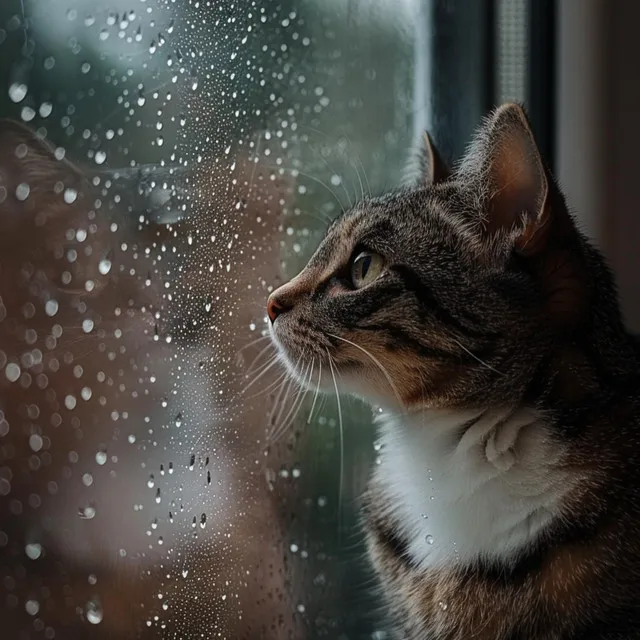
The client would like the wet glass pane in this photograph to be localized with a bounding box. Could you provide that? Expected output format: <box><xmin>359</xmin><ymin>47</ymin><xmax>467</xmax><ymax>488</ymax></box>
<box><xmin>0</xmin><ymin>1</ymin><xmax>533</xmax><ymax>638</ymax></box>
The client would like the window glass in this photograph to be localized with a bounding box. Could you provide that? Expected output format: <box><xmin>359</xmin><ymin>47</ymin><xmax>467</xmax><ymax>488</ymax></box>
<box><xmin>0</xmin><ymin>1</ymin><xmax>537</xmax><ymax>637</ymax></box>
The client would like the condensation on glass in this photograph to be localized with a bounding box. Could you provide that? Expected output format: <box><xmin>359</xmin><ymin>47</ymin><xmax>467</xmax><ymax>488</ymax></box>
<box><xmin>0</xmin><ymin>0</ymin><xmax>416</xmax><ymax>637</ymax></box>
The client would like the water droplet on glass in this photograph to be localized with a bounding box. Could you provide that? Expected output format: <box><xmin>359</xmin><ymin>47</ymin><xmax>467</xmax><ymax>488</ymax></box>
<box><xmin>63</xmin><ymin>188</ymin><xmax>78</xmax><ymax>204</ymax></box>
<box><xmin>5</xmin><ymin>363</ymin><xmax>20</xmax><ymax>382</ymax></box>
<box><xmin>21</xmin><ymin>106</ymin><xmax>36</xmax><ymax>122</ymax></box>
<box><xmin>29</xmin><ymin>434</ymin><xmax>43</xmax><ymax>452</ymax></box>
<box><xmin>15</xmin><ymin>183</ymin><xmax>30</xmax><ymax>201</ymax></box>
<box><xmin>39</xmin><ymin>102</ymin><xmax>52</xmax><ymax>118</ymax></box>
<box><xmin>438</xmin><ymin>601</ymin><xmax>448</xmax><ymax>611</ymax></box>
<box><xmin>426</xmin><ymin>535</ymin><xmax>434</xmax><ymax>545</ymax></box>
<box><xmin>25</xmin><ymin>543</ymin><xmax>42</xmax><ymax>560</ymax></box>
<box><xmin>44</xmin><ymin>300</ymin><xmax>58</xmax><ymax>316</ymax></box>
<box><xmin>95</xmin><ymin>450</ymin><xmax>107</xmax><ymax>465</ymax></box>
<box><xmin>82</xmin><ymin>473</ymin><xmax>93</xmax><ymax>487</ymax></box>
<box><xmin>8</xmin><ymin>83</ymin><xmax>27</xmax><ymax>103</ymax></box>
<box><xmin>98</xmin><ymin>258</ymin><xmax>112</xmax><ymax>275</ymax></box>
<box><xmin>25</xmin><ymin>599</ymin><xmax>40</xmax><ymax>615</ymax></box>
<box><xmin>78</xmin><ymin>505</ymin><xmax>96</xmax><ymax>519</ymax></box>
<box><xmin>86</xmin><ymin>599</ymin><xmax>103</xmax><ymax>624</ymax></box>
<box><xmin>175</xmin><ymin>413</ymin><xmax>182</xmax><ymax>427</ymax></box>
<box><xmin>94</xmin><ymin>150</ymin><xmax>106</xmax><ymax>165</ymax></box>
<box><xmin>200</xmin><ymin>513</ymin><xmax>206</xmax><ymax>528</ymax></box>
<box><xmin>147</xmin><ymin>475</ymin><xmax>155</xmax><ymax>488</ymax></box>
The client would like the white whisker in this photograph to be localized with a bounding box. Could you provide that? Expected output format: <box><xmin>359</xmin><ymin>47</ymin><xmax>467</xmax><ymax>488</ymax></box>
<box><xmin>326</xmin><ymin>350</ymin><xmax>344</xmax><ymax>532</ymax></box>
<box><xmin>270</xmin><ymin>357</ymin><xmax>300</xmax><ymax>433</ymax></box>
<box><xmin>451</xmin><ymin>338</ymin><xmax>505</xmax><ymax>376</ymax></box>
<box><xmin>307</xmin><ymin>359</ymin><xmax>322</xmax><ymax>424</ymax></box>
<box><xmin>270</xmin><ymin>360</ymin><xmax>313</xmax><ymax>443</ymax></box>
<box><xmin>240</xmin><ymin>356</ymin><xmax>280</xmax><ymax>395</ymax></box>
<box><xmin>244</xmin><ymin>342</ymin><xmax>276</xmax><ymax>377</ymax></box>
<box><xmin>327</xmin><ymin>333</ymin><xmax>405</xmax><ymax>409</ymax></box>
<box><xmin>236</xmin><ymin>334</ymin><xmax>270</xmax><ymax>354</ymax></box>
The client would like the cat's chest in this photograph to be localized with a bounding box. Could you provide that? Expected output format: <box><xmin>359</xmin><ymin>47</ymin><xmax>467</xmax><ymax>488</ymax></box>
<box><xmin>368</xmin><ymin>408</ymin><xmax>575</xmax><ymax>569</ymax></box>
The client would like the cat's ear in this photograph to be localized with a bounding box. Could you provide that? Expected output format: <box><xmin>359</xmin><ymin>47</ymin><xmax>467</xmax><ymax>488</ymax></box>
<box><xmin>418</xmin><ymin>131</ymin><xmax>451</xmax><ymax>186</ymax></box>
<box><xmin>462</xmin><ymin>103</ymin><xmax>553</xmax><ymax>256</ymax></box>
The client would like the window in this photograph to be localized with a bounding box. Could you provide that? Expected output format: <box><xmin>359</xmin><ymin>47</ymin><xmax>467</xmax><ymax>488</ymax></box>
<box><xmin>0</xmin><ymin>1</ymin><xmax>551</xmax><ymax>637</ymax></box>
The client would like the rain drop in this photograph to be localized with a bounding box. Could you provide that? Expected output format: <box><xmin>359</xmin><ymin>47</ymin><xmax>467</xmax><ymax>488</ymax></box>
<box><xmin>20</xmin><ymin>106</ymin><xmax>36</xmax><ymax>122</ymax></box>
<box><xmin>15</xmin><ymin>183</ymin><xmax>30</xmax><ymax>201</ymax></box>
<box><xmin>98</xmin><ymin>259</ymin><xmax>112</xmax><ymax>275</ymax></box>
<box><xmin>63</xmin><ymin>188</ymin><xmax>78</xmax><ymax>204</ymax></box>
<box><xmin>85</xmin><ymin>599</ymin><xmax>103</xmax><ymax>624</ymax></box>
<box><xmin>25</xmin><ymin>543</ymin><xmax>42</xmax><ymax>560</ymax></box>
<box><xmin>5</xmin><ymin>363</ymin><xmax>20</xmax><ymax>382</ymax></box>
<box><xmin>39</xmin><ymin>102</ymin><xmax>53</xmax><ymax>118</ymax></box>
<box><xmin>78</xmin><ymin>505</ymin><xmax>96</xmax><ymax>519</ymax></box>
<box><xmin>25</xmin><ymin>599</ymin><xmax>40</xmax><ymax>615</ymax></box>
<box><xmin>29</xmin><ymin>434</ymin><xmax>43</xmax><ymax>452</ymax></box>
<box><xmin>8</xmin><ymin>83</ymin><xmax>27</xmax><ymax>103</ymax></box>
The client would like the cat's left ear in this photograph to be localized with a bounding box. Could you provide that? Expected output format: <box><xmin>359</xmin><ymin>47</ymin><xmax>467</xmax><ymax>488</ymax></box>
<box><xmin>462</xmin><ymin>103</ymin><xmax>557</xmax><ymax>257</ymax></box>
<box><xmin>418</xmin><ymin>131</ymin><xmax>451</xmax><ymax>186</ymax></box>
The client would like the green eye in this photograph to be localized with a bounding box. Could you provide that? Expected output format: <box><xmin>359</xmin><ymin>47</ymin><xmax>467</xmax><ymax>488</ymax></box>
<box><xmin>350</xmin><ymin>251</ymin><xmax>384</xmax><ymax>289</ymax></box>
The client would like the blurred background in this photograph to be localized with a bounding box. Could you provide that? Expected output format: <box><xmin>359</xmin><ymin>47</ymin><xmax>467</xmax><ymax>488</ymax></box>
<box><xmin>0</xmin><ymin>0</ymin><xmax>637</xmax><ymax>638</ymax></box>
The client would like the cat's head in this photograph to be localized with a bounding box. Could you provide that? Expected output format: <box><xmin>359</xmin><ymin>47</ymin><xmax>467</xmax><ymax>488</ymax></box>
<box><xmin>267</xmin><ymin>104</ymin><xmax>620</xmax><ymax>411</ymax></box>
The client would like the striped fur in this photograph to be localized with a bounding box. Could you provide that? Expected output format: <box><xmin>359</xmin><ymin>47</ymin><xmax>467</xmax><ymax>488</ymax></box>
<box><xmin>269</xmin><ymin>104</ymin><xmax>640</xmax><ymax>638</ymax></box>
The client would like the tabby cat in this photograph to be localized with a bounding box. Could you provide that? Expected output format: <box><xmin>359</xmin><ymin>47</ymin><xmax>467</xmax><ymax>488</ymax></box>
<box><xmin>267</xmin><ymin>103</ymin><xmax>640</xmax><ymax>639</ymax></box>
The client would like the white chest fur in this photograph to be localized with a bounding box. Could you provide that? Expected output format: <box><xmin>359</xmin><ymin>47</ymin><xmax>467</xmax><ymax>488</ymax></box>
<box><xmin>371</xmin><ymin>407</ymin><xmax>578</xmax><ymax>570</ymax></box>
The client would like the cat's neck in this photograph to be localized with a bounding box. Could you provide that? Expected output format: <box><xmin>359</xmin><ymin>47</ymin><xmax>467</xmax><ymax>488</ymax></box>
<box><xmin>370</xmin><ymin>406</ymin><xmax>581</xmax><ymax>570</ymax></box>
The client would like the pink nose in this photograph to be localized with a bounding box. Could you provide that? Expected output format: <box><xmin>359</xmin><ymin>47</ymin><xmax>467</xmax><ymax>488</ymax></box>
<box><xmin>267</xmin><ymin>294</ymin><xmax>288</xmax><ymax>323</ymax></box>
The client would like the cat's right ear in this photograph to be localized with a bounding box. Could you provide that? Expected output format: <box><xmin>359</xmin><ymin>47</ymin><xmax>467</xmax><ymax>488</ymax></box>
<box><xmin>418</xmin><ymin>131</ymin><xmax>451</xmax><ymax>186</ymax></box>
<box><xmin>458</xmin><ymin>104</ymin><xmax>562</xmax><ymax>257</ymax></box>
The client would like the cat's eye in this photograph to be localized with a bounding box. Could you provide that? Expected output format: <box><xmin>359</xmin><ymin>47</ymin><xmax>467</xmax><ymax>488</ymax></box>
<box><xmin>350</xmin><ymin>251</ymin><xmax>384</xmax><ymax>288</ymax></box>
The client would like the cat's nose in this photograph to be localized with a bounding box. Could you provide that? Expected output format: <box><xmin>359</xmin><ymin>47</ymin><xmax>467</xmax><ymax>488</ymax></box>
<box><xmin>267</xmin><ymin>293</ymin><xmax>290</xmax><ymax>323</ymax></box>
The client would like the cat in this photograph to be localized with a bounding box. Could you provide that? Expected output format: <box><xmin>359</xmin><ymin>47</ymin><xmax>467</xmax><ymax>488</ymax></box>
<box><xmin>267</xmin><ymin>103</ymin><xmax>640</xmax><ymax>639</ymax></box>
<box><xmin>0</xmin><ymin>119</ymin><xmax>304</xmax><ymax>639</ymax></box>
